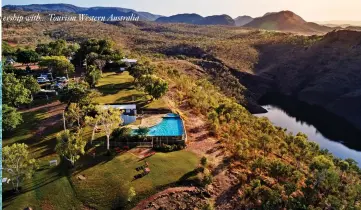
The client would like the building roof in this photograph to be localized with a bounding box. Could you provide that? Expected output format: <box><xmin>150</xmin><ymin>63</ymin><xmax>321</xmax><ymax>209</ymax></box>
<box><xmin>106</xmin><ymin>104</ymin><xmax>137</xmax><ymax>110</ymax></box>
<box><xmin>121</xmin><ymin>58</ymin><xmax>138</xmax><ymax>63</ymax></box>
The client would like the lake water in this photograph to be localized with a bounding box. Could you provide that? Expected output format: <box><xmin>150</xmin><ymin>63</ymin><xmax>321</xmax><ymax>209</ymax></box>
<box><xmin>256</xmin><ymin>93</ymin><xmax>361</xmax><ymax>166</ymax></box>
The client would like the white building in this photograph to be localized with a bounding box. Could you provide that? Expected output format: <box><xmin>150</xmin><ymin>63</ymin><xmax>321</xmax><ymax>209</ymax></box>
<box><xmin>105</xmin><ymin>104</ymin><xmax>137</xmax><ymax>125</ymax></box>
<box><xmin>121</xmin><ymin>58</ymin><xmax>138</xmax><ymax>66</ymax></box>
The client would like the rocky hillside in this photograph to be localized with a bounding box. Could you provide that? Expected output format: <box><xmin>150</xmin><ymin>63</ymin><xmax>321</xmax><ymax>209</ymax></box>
<box><xmin>234</xmin><ymin>15</ymin><xmax>253</xmax><ymax>26</ymax></box>
<box><xmin>156</xmin><ymin>14</ymin><xmax>204</xmax><ymax>24</ymax></box>
<box><xmin>198</xmin><ymin>15</ymin><xmax>235</xmax><ymax>26</ymax></box>
<box><xmin>245</xmin><ymin>10</ymin><xmax>332</xmax><ymax>34</ymax></box>
<box><xmin>244</xmin><ymin>30</ymin><xmax>361</xmax><ymax>130</ymax></box>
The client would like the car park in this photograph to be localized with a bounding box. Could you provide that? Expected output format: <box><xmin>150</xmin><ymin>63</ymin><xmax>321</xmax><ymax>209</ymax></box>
<box><xmin>56</xmin><ymin>77</ymin><xmax>68</xmax><ymax>83</ymax></box>
<box><xmin>37</xmin><ymin>77</ymin><xmax>50</xmax><ymax>84</ymax></box>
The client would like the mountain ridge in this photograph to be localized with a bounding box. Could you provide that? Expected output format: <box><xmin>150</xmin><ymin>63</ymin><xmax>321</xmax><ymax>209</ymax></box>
<box><xmin>156</xmin><ymin>13</ymin><xmax>235</xmax><ymax>26</ymax></box>
<box><xmin>234</xmin><ymin>15</ymin><xmax>253</xmax><ymax>26</ymax></box>
<box><xmin>245</xmin><ymin>10</ymin><xmax>333</xmax><ymax>34</ymax></box>
<box><xmin>2</xmin><ymin>3</ymin><xmax>163</xmax><ymax>21</ymax></box>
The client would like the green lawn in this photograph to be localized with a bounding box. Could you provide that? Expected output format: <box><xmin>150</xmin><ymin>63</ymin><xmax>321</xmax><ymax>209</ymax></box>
<box><xmin>3</xmin><ymin>157</ymin><xmax>84</xmax><ymax>210</ymax></box>
<box><xmin>3</xmin><ymin>71</ymin><xmax>189</xmax><ymax>210</ymax></box>
<box><xmin>71</xmin><ymin>150</ymin><xmax>199</xmax><ymax>209</ymax></box>
<box><xmin>95</xmin><ymin>71</ymin><xmax>168</xmax><ymax>110</ymax></box>
<box><xmin>2</xmin><ymin>103</ymin><xmax>84</xmax><ymax>210</ymax></box>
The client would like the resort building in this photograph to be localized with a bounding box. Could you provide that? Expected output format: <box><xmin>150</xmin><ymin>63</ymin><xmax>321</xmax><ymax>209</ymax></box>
<box><xmin>106</xmin><ymin>104</ymin><xmax>137</xmax><ymax>125</ymax></box>
<box><xmin>121</xmin><ymin>58</ymin><xmax>138</xmax><ymax>66</ymax></box>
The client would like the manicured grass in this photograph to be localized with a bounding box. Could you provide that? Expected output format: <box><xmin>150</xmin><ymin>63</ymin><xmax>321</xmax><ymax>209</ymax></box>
<box><xmin>95</xmin><ymin>71</ymin><xmax>146</xmax><ymax>104</ymax></box>
<box><xmin>3</xmin><ymin>158</ymin><xmax>84</xmax><ymax>210</ymax></box>
<box><xmin>71</xmin><ymin>150</ymin><xmax>199</xmax><ymax>209</ymax></box>
<box><xmin>2</xmin><ymin>110</ymin><xmax>45</xmax><ymax>146</ymax></box>
<box><xmin>95</xmin><ymin>71</ymin><xmax>169</xmax><ymax>110</ymax></box>
<box><xmin>3</xmin><ymin>103</ymin><xmax>84</xmax><ymax>210</ymax></box>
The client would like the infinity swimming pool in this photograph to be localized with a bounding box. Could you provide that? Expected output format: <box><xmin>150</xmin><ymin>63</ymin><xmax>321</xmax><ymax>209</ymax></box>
<box><xmin>133</xmin><ymin>113</ymin><xmax>184</xmax><ymax>136</ymax></box>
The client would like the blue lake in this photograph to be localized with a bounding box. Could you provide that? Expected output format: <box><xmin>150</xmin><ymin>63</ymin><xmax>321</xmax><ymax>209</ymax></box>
<box><xmin>256</xmin><ymin>93</ymin><xmax>361</xmax><ymax>166</ymax></box>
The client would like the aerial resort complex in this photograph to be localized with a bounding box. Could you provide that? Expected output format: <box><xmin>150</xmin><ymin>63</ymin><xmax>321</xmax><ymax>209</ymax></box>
<box><xmin>104</xmin><ymin>104</ymin><xmax>187</xmax><ymax>148</ymax></box>
<box><xmin>3</xmin><ymin>2</ymin><xmax>361</xmax><ymax>210</ymax></box>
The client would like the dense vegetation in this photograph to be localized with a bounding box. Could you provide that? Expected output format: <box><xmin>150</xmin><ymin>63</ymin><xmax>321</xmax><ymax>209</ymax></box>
<box><xmin>154</xmin><ymin>62</ymin><xmax>361</xmax><ymax>209</ymax></box>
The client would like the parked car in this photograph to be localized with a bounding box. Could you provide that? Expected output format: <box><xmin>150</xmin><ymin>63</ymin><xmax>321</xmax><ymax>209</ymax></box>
<box><xmin>56</xmin><ymin>77</ymin><xmax>68</xmax><ymax>83</ymax></box>
<box><xmin>53</xmin><ymin>82</ymin><xmax>67</xmax><ymax>90</ymax></box>
<box><xmin>40</xmin><ymin>73</ymin><xmax>53</xmax><ymax>81</ymax></box>
<box><xmin>37</xmin><ymin>77</ymin><xmax>50</xmax><ymax>84</ymax></box>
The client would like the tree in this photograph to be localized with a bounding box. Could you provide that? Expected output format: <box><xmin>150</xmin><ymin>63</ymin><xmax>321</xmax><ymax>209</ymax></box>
<box><xmin>251</xmin><ymin>157</ymin><xmax>269</xmax><ymax>174</ymax></box>
<box><xmin>16</xmin><ymin>50</ymin><xmax>40</xmax><ymax>64</ymax></box>
<box><xmin>201</xmin><ymin>168</ymin><xmax>213</xmax><ymax>187</ymax></box>
<box><xmin>36</xmin><ymin>39</ymin><xmax>75</xmax><ymax>56</ymax></box>
<box><xmin>269</xmin><ymin>160</ymin><xmax>292</xmax><ymax>182</ymax></box>
<box><xmin>60</xmin><ymin>81</ymin><xmax>100</xmax><ymax>106</ymax></box>
<box><xmin>127</xmin><ymin>187</ymin><xmax>136</xmax><ymax>202</ymax></box>
<box><xmin>278</xmin><ymin>141</ymin><xmax>288</xmax><ymax>158</ymax></box>
<box><xmin>310</xmin><ymin>155</ymin><xmax>335</xmax><ymax>171</ymax></box>
<box><xmin>202</xmin><ymin>201</ymin><xmax>215</xmax><ymax>210</ymax></box>
<box><xmin>3</xmin><ymin>72</ymin><xmax>32</xmax><ymax>106</ymax></box>
<box><xmin>235</xmin><ymin>139</ymin><xmax>250</xmax><ymax>160</ymax></box>
<box><xmin>137</xmin><ymin>75</ymin><xmax>168</xmax><ymax>100</ymax></box>
<box><xmin>35</xmin><ymin>43</ymin><xmax>51</xmax><ymax>56</ymax></box>
<box><xmin>258</xmin><ymin>134</ymin><xmax>272</xmax><ymax>158</ymax></box>
<box><xmin>65</xmin><ymin>103</ymin><xmax>85</xmax><ymax>128</ymax></box>
<box><xmin>3</xmin><ymin>105</ymin><xmax>23</xmax><ymax>132</ymax></box>
<box><xmin>338</xmin><ymin>160</ymin><xmax>349</xmax><ymax>176</ymax></box>
<box><xmin>112</xmin><ymin>127</ymin><xmax>132</xmax><ymax>141</ymax></box>
<box><xmin>3</xmin><ymin>143</ymin><xmax>37</xmax><ymax>192</ymax></box>
<box><xmin>87</xmin><ymin>106</ymin><xmax>122</xmax><ymax>150</ymax></box>
<box><xmin>85</xmin><ymin>65</ymin><xmax>102</xmax><ymax>87</ymax></box>
<box><xmin>73</xmin><ymin>39</ymin><xmax>119</xmax><ymax>67</ymax></box>
<box><xmin>55</xmin><ymin>129</ymin><xmax>87</xmax><ymax>167</ymax></box>
<box><xmin>48</xmin><ymin>39</ymin><xmax>67</xmax><ymax>56</ymax></box>
<box><xmin>136</xmin><ymin>127</ymin><xmax>150</xmax><ymax>137</ymax></box>
<box><xmin>20</xmin><ymin>76</ymin><xmax>41</xmax><ymax>100</ymax></box>
<box><xmin>39</xmin><ymin>56</ymin><xmax>75</xmax><ymax>77</ymax></box>
<box><xmin>64</xmin><ymin>43</ymin><xmax>80</xmax><ymax>57</ymax></box>
<box><xmin>201</xmin><ymin>156</ymin><xmax>208</xmax><ymax>167</ymax></box>
<box><xmin>3</xmin><ymin>41</ymin><xmax>16</xmax><ymax>56</ymax></box>
<box><xmin>130</xmin><ymin>61</ymin><xmax>154</xmax><ymax>82</ymax></box>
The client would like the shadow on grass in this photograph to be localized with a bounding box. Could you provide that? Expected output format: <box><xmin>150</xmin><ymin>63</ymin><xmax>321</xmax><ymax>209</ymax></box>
<box><xmin>114</xmin><ymin>94</ymin><xmax>147</xmax><ymax>104</ymax></box>
<box><xmin>71</xmin><ymin>146</ymin><xmax>118</xmax><ymax>176</ymax></box>
<box><xmin>3</xmin><ymin>162</ymin><xmax>66</xmax><ymax>206</ymax></box>
<box><xmin>97</xmin><ymin>82</ymin><xmax>135</xmax><ymax>96</ymax></box>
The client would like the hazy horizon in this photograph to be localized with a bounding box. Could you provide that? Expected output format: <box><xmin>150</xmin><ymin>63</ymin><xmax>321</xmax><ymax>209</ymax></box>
<box><xmin>3</xmin><ymin>0</ymin><xmax>361</xmax><ymax>22</ymax></box>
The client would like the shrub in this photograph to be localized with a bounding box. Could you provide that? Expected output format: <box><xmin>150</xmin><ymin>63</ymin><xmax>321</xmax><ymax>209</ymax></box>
<box><xmin>153</xmin><ymin>144</ymin><xmax>184</xmax><ymax>152</ymax></box>
<box><xmin>201</xmin><ymin>156</ymin><xmax>208</xmax><ymax>167</ymax></box>
<box><xmin>112</xmin><ymin>127</ymin><xmax>132</xmax><ymax>141</ymax></box>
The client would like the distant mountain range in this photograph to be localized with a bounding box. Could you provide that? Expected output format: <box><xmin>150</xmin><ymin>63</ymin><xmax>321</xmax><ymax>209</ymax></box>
<box><xmin>156</xmin><ymin>14</ymin><xmax>235</xmax><ymax>26</ymax></box>
<box><xmin>234</xmin><ymin>16</ymin><xmax>254</xmax><ymax>26</ymax></box>
<box><xmin>316</xmin><ymin>20</ymin><xmax>361</xmax><ymax>27</ymax></box>
<box><xmin>4</xmin><ymin>4</ymin><xmax>361</xmax><ymax>34</ymax></box>
<box><xmin>244</xmin><ymin>11</ymin><xmax>333</xmax><ymax>34</ymax></box>
<box><xmin>2</xmin><ymin>3</ymin><xmax>163</xmax><ymax>21</ymax></box>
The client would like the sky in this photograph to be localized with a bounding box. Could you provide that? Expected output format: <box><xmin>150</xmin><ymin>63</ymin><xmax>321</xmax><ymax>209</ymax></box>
<box><xmin>3</xmin><ymin>0</ymin><xmax>361</xmax><ymax>22</ymax></box>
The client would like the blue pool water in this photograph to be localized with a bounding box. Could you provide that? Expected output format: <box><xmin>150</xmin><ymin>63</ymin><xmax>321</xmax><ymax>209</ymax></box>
<box><xmin>133</xmin><ymin>114</ymin><xmax>184</xmax><ymax>136</ymax></box>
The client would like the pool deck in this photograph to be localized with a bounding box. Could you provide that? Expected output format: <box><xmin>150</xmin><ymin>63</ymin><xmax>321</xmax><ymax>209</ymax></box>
<box><xmin>126</xmin><ymin>114</ymin><xmax>165</xmax><ymax>129</ymax></box>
